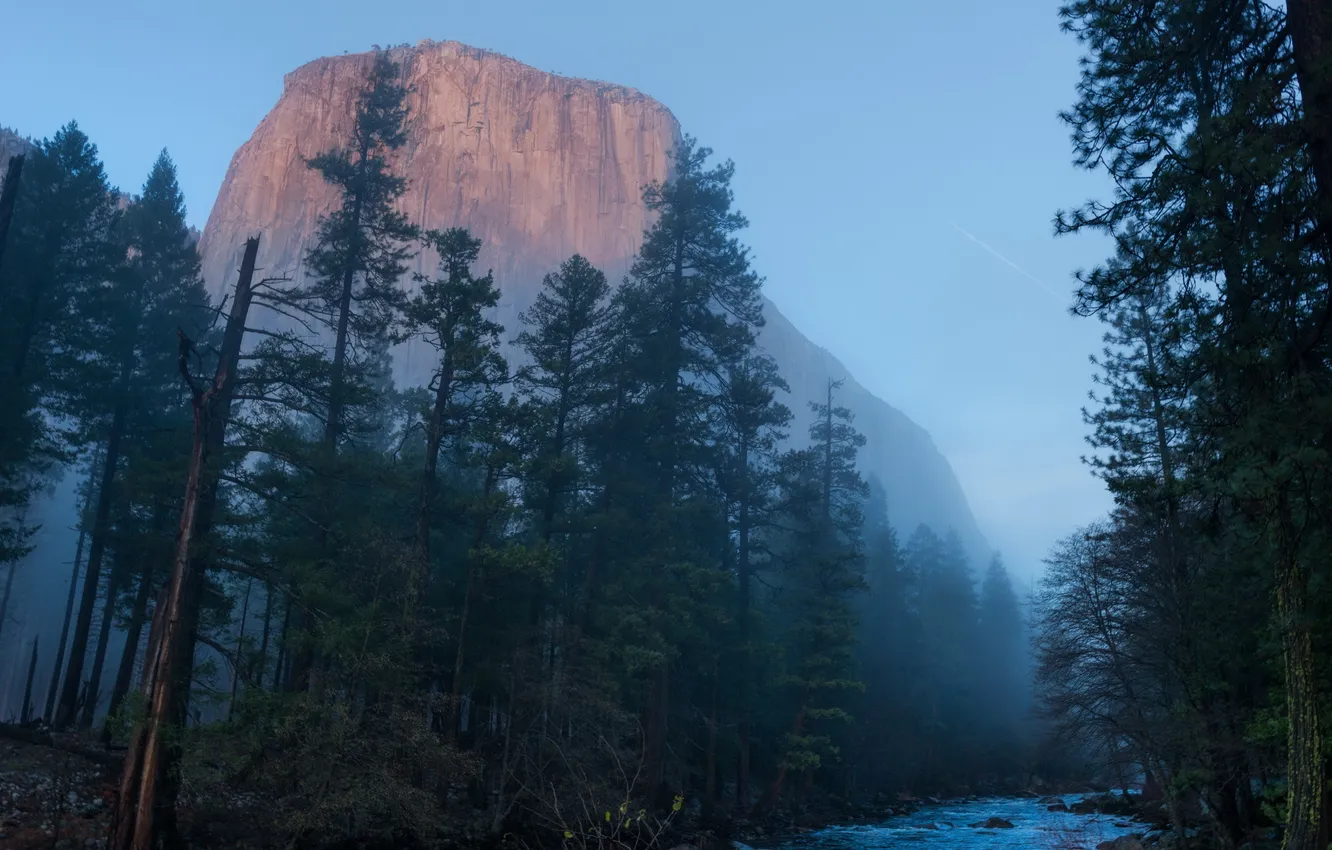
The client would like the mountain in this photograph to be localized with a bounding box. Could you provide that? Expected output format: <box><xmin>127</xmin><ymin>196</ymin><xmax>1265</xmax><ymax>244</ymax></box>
<box><xmin>197</xmin><ymin>40</ymin><xmax>991</xmax><ymax>564</ymax></box>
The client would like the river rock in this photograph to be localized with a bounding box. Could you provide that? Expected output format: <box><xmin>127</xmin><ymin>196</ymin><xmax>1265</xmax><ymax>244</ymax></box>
<box><xmin>971</xmin><ymin>817</ymin><xmax>1015</xmax><ymax>829</ymax></box>
<box><xmin>1096</xmin><ymin>837</ymin><xmax>1144</xmax><ymax>850</ymax></box>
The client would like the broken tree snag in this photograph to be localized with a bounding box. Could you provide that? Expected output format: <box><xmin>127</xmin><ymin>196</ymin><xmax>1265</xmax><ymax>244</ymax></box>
<box><xmin>110</xmin><ymin>236</ymin><xmax>260</xmax><ymax>850</ymax></box>
<box><xmin>0</xmin><ymin>153</ymin><xmax>24</xmax><ymax>276</ymax></box>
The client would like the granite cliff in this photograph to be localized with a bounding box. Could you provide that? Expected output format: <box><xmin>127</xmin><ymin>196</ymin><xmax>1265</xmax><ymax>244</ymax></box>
<box><xmin>0</xmin><ymin>127</ymin><xmax>33</xmax><ymax>172</ymax></box>
<box><xmin>197</xmin><ymin>40</ymin><xmax>991</xmax><ymax>562</ymax></box>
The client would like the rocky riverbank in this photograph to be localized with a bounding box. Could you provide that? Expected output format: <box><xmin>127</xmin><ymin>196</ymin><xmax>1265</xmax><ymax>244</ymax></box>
<box><xmin>0</xmin><ymin>735</ymin><xmax>1281</xmax><ymax>850</ymax></box>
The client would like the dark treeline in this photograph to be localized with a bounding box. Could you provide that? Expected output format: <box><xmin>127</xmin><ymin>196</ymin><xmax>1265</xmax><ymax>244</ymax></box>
<box><xmin>0</xmin><ymin>53</ymin><xmax>1030</xmax><ymax>848</ymax></box>
<box><xmin>1032</xmin><ymin>2</ymin><xmax>1332</xmax><ymax>850</ymax></box>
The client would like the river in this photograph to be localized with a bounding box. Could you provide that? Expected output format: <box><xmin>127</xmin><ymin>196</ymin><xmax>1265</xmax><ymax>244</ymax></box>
<box><xmin>769</xmin><ymin>795</ymin><xmax>1141</xmax><ymax>849</ymax></box>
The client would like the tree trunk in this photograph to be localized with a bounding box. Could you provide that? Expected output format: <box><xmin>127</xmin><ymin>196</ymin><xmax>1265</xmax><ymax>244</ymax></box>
<box><xmin>414</xmin><ymin>350</ymin><xmax>454</xmax><ymax>587</ymax></box>
<box><xmin>275</xmin><ymin>594</ymin><xmax>291</xmax><ymax>691</ymax></box>
<box><xmin>448</xmin><ymin>468</ymin><xmax>499</xmax><ymax>736</ymax></box>
<box><xmin>490</xmin><ymin>668</ymin><xmax>517</xmax><ymax>836</ymax></box>
<box><xmin>449</xmin><ymin>568</ymin><xmax>478</xmax><ymax>737</ymax></box>
<box><xmin>256</xmin><ymin>582</ymin><xmax>273</xmax><ymax>689</ymax></box>
<box><xmin>0</xmin><ymin>154</ymin><xmax>23</xmax><ymax>278</ymax></box>
<box><xmin>752</xmin><ymin>698</ymin><xmax>807</xmax><ymax>818</ymax></box>
<box><xmin>110</xmin><ymin>236</ymin><xmax>257</xmax><ymax>850</ymax></box>
<box><xmin>736</xmin><ymin>437</ymin><xmax>752</xmax><ymax>810</ymax></box>
<box><xmin>0</xmin><ymin>558</ymin><xmax>16</xmax><ymax>647</ymax></box>
<box><xmin>643</xmin><ymin>666</ymin><xmax>670</xmax><ymax>799</ymax></box>
<box><xmin>105</xmin><ymin>561</ymin><xmax>153</xmax><ymax>734</ymax></box>
<box><xmin>56</xmin><ymin>392</ymin><xmax>129</xmax><ymax>729</ymax></box>
<box><xmin>46</xmin><ymin>452</ymin><xmax>99</xmax><ymax>723</ymax></box>
<box><xmin>81</xmin><ymin>555</ymin><xmax>127</xmax><ymax>729</ymax></box>
<box><xmin>20</xmin><ymin>637</ymin><xmax>37</xmax><ymax>724</ymax></box>
<box><xmin>288</xmin><ymin>185</ymin><xmax>366</xmax><ymax>696</ymax></box>
<box><xmin>227</xmin><ymin>580</ymin><xmax>252</xmax><ymax>718</ymax></box>
<box><xmin>705</xmin><ymin>675</ymin><xmax>719</xmax><ymax>804</ymax></box>
<box><xmin>822</xmin><ymin>380</ymin><xmax>834</xmax><ymax>521</ymax></box>
<box><xmin>1288</xmin><ymin>0</ymin><xmax>1332</xmax><ymax>237</ymax></box>
<box><xmin>322</xmin><ymin>186</ymin><xmax>364</xmax><ymax>453</ymax></box>
<box><xmin>1277</xmin><ymin>533</ymin><xmax>1323</xmax><ymax>850</ymax></box>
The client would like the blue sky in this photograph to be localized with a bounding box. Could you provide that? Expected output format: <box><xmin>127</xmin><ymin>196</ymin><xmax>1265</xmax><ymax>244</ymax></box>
<box><xmin>0</xmin><ymin>0</ymin><xmax>1115</xmax><ymax>583</ymax></box>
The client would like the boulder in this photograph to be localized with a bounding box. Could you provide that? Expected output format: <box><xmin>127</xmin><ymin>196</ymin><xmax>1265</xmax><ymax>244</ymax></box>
<box><xmin>1047</xmin><ymin>801</ymin><xmax>1070</xmax><ymax>812</ymax></box>
<box><xmin>971</xmin><ymin>817</ymin><xmax>1015</xmax><ymax>829</ymax></box>
<box><xmin>1096</xmin><ymin>837</ymin><xmax>1145</xmax><ymax>850</ymax></box>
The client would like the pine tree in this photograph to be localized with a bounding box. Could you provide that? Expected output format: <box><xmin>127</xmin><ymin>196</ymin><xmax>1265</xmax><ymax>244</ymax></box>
<box><xmin>0</xmin><ymin>122</ymin><xmax>119</xmax><ymax>568</ymax></box>
<box><xmin>908</xmin><ymin>524</ymin><xmax>980</xmax><ymax>788</ymax></box>
<box><xmin>283</xmin><ymin>49</ymin><xmax>418</xmax><ymax>692</ymax></box>
<box><xmin>600</xmin><ymin>136</ymin><xmax>765</xmax><ymax>795</ymax></box>
<box><xmin>300</xmin><ymin>49</ymin><xmax>419</xmax><ymax>454</ymax></box>
<box><xmin>852</xmin><ymin>478</ymin><xmax>920</xmax><ymax>792</ymax></box>
<box><xmin>53</xmin><ymin>148</ymin><xmax>209</xmax><ymax>729</ymax></box>
<box><xmin>755</xmin><ymin>379</ymin><xmax>867</xmax><ymax>814</ymax></box>
<box><xmin>515</xmin><ymin>254</ymin><xmax>611</xmax><ymax>546</ymax></box>
<box><xmin>401</xmin><ymin>226</ymin><xmax>505</xmax><ymax>574</ymax></box>
<box><xmin>976</xmin><ymin>554</ymin><xmax>1026</xmax><ymax>778</ymax></box>
<box><xmin>1055</xmin><ymin>2</ymin><xmax>1332</xmax><ymax>843</ymax></box>
<box><xmin>715</xmin><ymin>353</ymin><xmax>790</xmax><ymax>807</ymax></box>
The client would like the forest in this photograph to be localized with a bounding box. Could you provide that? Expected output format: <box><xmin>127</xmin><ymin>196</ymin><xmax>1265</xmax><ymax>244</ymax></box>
<box><xmin>1027</xmin><ymin>2</ymin><xmax>1332</xmax><ymax>850</ymax></box>
<box><xmin>0</xmin><ymin>49</ymin><xmax>1030</xmax><ymax>850</ymax></box>
<box><xmin>4</xmin><ymin>1</ymin><xmax>1332</xmax><ymax>849</ymax></box>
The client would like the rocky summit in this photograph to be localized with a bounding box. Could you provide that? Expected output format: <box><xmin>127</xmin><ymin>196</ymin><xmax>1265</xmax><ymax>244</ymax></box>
<box><xmin>197</xmin><ymin>39</ymin><xmax>989</xmax><ymax>558</ymax></box>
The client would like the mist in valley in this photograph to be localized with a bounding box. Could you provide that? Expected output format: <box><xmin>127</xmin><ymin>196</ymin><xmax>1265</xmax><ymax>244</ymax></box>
<box><xmin>1</xmin><ymin>3</ymin><xmax>1331</xmax><ymax>850</ymax></box>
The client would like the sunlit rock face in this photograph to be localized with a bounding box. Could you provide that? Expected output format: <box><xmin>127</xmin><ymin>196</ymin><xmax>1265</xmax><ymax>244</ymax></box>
<box><xmin>197</xmin><ymin>40</ymin><xmax>991</xmax><ymax>564</ymax></box>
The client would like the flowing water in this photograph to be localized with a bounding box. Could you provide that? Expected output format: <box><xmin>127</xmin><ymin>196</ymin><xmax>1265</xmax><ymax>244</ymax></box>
<box><xmin>769</xmin><ymin>795</ymin><xmax>1141</xmax><ymax>850</ymax></box>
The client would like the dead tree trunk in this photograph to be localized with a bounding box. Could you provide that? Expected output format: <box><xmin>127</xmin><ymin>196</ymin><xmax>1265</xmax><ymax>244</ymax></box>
<box><xmin>110</xmin><ymin>237</ymin><xmax>259</xmax><ymax>850</ymax></box>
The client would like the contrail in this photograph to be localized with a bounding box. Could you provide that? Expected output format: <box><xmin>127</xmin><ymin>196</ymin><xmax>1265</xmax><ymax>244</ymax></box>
<box><xmin>948</xmin><ymin>220</ymin><xmax>1066</xmax><ymax>305</ymax></box>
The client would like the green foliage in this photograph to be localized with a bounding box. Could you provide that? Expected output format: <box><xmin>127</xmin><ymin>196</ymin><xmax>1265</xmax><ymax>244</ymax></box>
<box><xmin>1038</xmin><ymin>1</ymin><xmax>1332</xmax><ymax>844</ymax></box>
<box><xmin>301</xmin><ymin>50</ymin><xmax>419</xmax><ymax>349</ymax></box>
<box><xmin>0</xmin><ymin>121</ymin><xmax>121</xmax><ymax>562</ymax></box>
<box><xmin>7</xmin><ymin>57</ymin><xmax>1055</xmax><ymax>847</ymax></box>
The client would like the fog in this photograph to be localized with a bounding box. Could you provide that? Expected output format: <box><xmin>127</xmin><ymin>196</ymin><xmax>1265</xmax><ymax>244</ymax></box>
<box><xmin>2</xmin><ymin>0</ymin><xmax>1115</xmax><ymax>585</ymax></box>
<box><xmin>7</xmin><ymin>2</ymin><xmax>1316</xmax><ymax>849</ymax></box>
